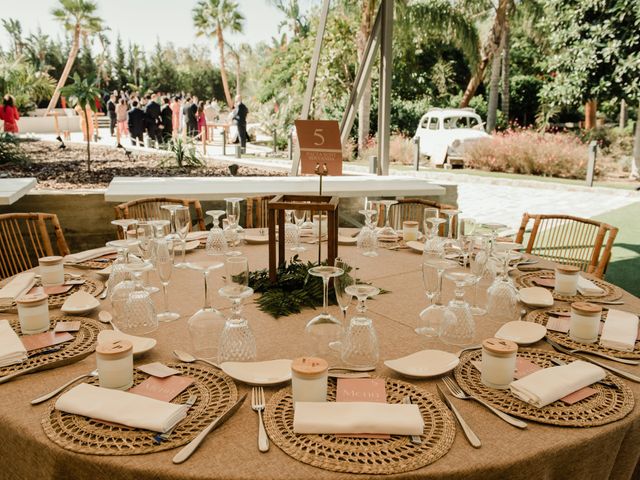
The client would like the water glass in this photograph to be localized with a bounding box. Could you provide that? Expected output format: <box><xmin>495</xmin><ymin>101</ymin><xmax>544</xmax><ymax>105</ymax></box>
<box><xmin>341</xmin><ymin>284</ymin><xmax>380</xmax><ymax>368</ymax></box>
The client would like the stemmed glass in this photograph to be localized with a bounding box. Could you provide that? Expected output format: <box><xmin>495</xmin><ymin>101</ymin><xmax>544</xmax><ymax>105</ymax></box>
<box><xmin>341</xmin><ymin>284</ymin><xmax>380</xmax><ymax>368</ymax></box>
<box><xmin>424</xmin><ymin>216</ymin><xmax>447</xmax><ymax>254</ymax></box>
<box><xmin>440</xmin><ymin>271</ymin><xmax>476</xmax><ymax>346</ymax></box>
<box><xmin>378</xmin><ymin>200</ymin><xmax>398</xmax><ymax>238</ymax></box>
<box><xmin>416</xmin><ymin>255</ymin><xmax>457</xmax><ymax>337</ymax></box>
<box><xmin>481</xmin><ymin>222</ymin><xmax>508</xmax><ymax>255</ymax></box>
<box><xmin>135</xmin><ymin>222</ymin><xmax>159</xmax><ymax>294</ymax></box>
<box><xmin>111</xmin><ymin>219</ymin><xmax>138</xmax><ymax>240</ymax></box>
<box><xmin>441</xmin><ymin>209</ymin><xmax>460</xmax><ymax>241</ymax></box>
<box><xmin>356</xmin><ymin>209</ymin><xmax>378</xmax><ymax>257</ymax></box>
<box><xmin>291</xmin><ymin>209</ymin><xmax>307</xmax><ymax>253</ymax></box>
<box><xmin>305</xmin><ymin>265</ymin><xmax>345</xmax><ymax>360</ymax></box>
<box><xmin>123</xmin><ymin>260</ymin><xmax>158</xmax><ymax>335</ymax></box>
<box><xmin>422</xmin><ymin>207</ymin><xmax>439</xmax><ymax>237</ymax></box>
<box><xmin>186</xmin><ymin>261</ymin><xmax>224</xmax><ymax>360</ymax></box>
<box><xmin>105</xmin><ymin>239</ymin><xmax>138</xmax><ymax>299</ymax></box>
<box><xmin>334</xmin><ymin>257</ymin><xmax>354</xmax><ymax>322</ymax></box>
<box><xmin>468</xmin><ymin>235</ymin><xmax>490</xmax><ymax>315</ymax></box>
<box><xmin>148</xmin><ymin>219</ymin><xmax>170</xmax><ymax>241</ymax></box>
<box><xmin>486</xmin><ymin>249</ymin><xmax>521</xmax><ymax>325</ymax></box>
<box><xmin>155</xmin><ymin>236</ymin><xmax>180</xmax><ymax>322</ymax></box>
<box><xmin>218</xmin><ymin>256</ymin><xmax>256</xmax><ymax>362</ymax></box>
<box><xmin>224</xmin><ymin>197</ymin><xmax>244</xmax><ymax>256</ymax></box>
<box><xmin>160</xmin><ymin>204</ymin><xmax>183</xmax><ymax>235</ymax></box>
<box><xmin>205</xmin><ymin>210</ymin><xmax>228</xmax><ymax>256</ymax></box>
<box><xmin>173</xmin><ymin>206</ymin><xmax>191</xmax><ymax>267</ymax></box>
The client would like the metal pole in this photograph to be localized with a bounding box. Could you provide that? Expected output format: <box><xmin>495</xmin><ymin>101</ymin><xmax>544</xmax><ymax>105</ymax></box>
<box><xmin>222</xmin><ymin>130</ymin><xmax>226</xmax><ymax>155</ymax></box>
<box><xmin>273</xmin><ymin>130</ymin><xmax>277</xmax><ymax>153</ymax></box>
<box><xmin>377</xmin><ymin>0</ymin><xmax>393</xmax><ymax>176</ymax></box>
<box><xmin>236</xmin><ymin>145</ymin><xmax>242</xmax><ymax>159</ymax></box>
<box><xmin>369</xmin><ymin>155</ymin><xmax>378</xmax><ymax>174</ymax></box>
<box><xmin>287</xmin><ymin>131</ymin><xmax>293</xmax><ymax>160</ymax></box>
<box><xmin>413</xmin><ymin>137</ymin><xmax>420</xmax><ymax>171</ymax></box>
<box><xmin>290</xmin><ymin>0</ymin><xmax>332</xmax><ymax>176</ymax></box>
<box><xmin>586</xmin><ymin>141</ymin><xmax>597</xmax><ymax>187</ymax></box>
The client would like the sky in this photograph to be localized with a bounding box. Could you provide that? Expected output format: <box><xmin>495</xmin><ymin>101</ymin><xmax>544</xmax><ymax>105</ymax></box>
<box><xmin>1</xmin><ymin>0</ymin><xmax>317</xmax><ymax>55</ymax></box>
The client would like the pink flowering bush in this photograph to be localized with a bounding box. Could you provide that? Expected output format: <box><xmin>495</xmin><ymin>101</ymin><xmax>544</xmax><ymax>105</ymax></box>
<box><xmin>464</xmin><ymin>129</ymin><xmax>593</xmax><ymax>179</ymax></box>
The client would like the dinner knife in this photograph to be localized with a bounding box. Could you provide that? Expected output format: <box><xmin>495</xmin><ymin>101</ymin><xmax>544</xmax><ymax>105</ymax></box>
<box><xmin>172</xmin><ymin>393</ymin><xmax>247</xmax><ymax>464</ymax></box>
<box><xmin>436</xmin><ymin>385</ymin><xmax>481</xmax><ymax>448</ymax></box>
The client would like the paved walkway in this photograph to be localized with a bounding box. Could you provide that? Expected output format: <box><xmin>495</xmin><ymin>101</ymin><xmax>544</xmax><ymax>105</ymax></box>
<box><xmin>35</xmin><ymin>129</ymin><xmax>640</xmax><ymax>231</ymax></box>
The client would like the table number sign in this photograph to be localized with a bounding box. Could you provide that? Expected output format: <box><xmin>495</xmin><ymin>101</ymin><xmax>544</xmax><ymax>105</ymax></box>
<box><xmin>295</xmin><ymin>120</ymin><xmax>343</xmax><ymax>176</ymax></box>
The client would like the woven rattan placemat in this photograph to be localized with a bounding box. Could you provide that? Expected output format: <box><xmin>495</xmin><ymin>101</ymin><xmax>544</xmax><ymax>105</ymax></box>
<box><xmin>527</xmin><ymin>307</ymin><xmax>640</xmax><ymax>359</ymax></box>
<box><xmin>0</xmin><ymin>314</ymin><xmax>104</xmax><ymax>379</ymax></box>
<box><xmin>454</xmin><ymin>348</ymin><xmax>634</xmax><ymax>427</ymax></box>
<box><xmin>69</xmin><ymin>257</ymin><xmax>116</xmax><ymax>270</ymax></box>
<box><xmin>514</xmin><ymin>270</ymin><xmax>622</xmax><ymax>303</ymax></box>
<box><xmin>42</xmin><ymin>363</ymin><xmax>238</xmax><ymax>455</ymax></box>
<box><xmin>263</xmin><ymin>377</ymin><xmax>455</xmax><ymax>475</ymax></box>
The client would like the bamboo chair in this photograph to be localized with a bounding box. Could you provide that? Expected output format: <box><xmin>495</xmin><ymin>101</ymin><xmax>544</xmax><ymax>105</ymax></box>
<box><xmin>382</xmin><ymin>198</ymin><xmax>457</xmax><ymax>236</ymax></box>
<box><xmin>0</xmin><ymin>212</ymin><xmax>70</xmax><ymax>280</ymax></box>
<box><xmin>113</xmin><ymin>197</ymin><xmax>206</xmax><ymax>235</ymax></box>
<box><xmin>246</xmin><ymin>196</ymin><xmax>274</xmax><ymax>229</ymax></box>
<box><xmin>515</xmin><ymin>213</ymin><xmax>618</xmax><ymax>278</ymax></box>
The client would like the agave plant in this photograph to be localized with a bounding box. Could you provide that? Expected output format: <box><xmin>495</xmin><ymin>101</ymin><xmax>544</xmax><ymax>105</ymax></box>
<box><xmin>162</xmin><ymin>137</ymin><xmax>204</xmax><ymax>168</ymax></box>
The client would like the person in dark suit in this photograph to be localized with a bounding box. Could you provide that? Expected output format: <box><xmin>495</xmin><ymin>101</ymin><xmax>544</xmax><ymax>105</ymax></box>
<box><xmin>232</xmin><ymin>94</ymin><xmax>249</xmax><ymax>152</ymax></box>
<box><xmin>144</xmin><ymin>94</ymin><xmax>161</xmax><ymax>147</ymax></box>
<box><xmin>127</xmin><ymin>100</ymin><xmax>145</xmax><ymax>147</ymax></box>
<box><xmin>160</xmin><ymin>97</ymin><xmax>173</xmax><ymax>145</ymax></box>
<box><xmin>106</xmin><ymin>94</ymin><xmax>117</xmax><ymax>136</ymax></box>
<box><xmin>183</xmin><ymin>96</ymin><xmax>198</xmax><ymax>137</ymax></box>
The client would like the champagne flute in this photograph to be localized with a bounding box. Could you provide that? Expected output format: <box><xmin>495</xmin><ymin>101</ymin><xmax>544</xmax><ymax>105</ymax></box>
<box><xmin>155</xmin><ymin>236</ymin><xmax>180</xmax><ymax>322</ymax></box>
<box><xmin>173</xmin><ymin>206</ymin><xmax>191</xmax><ymax>267</ymax></box>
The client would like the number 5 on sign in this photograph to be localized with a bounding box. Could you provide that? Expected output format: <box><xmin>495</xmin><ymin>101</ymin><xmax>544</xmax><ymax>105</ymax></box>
<box><xmin>295</xmin><ymin>120</ymin><xmax>342</xmax><ymax>176</ymax></box>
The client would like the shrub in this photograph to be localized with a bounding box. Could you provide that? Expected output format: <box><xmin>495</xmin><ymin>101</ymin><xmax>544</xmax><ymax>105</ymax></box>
<box><xmin>160</xmin><ymin>137</ymin><xmax>203</xmax><ymax>167</ymax></box>
<box><xmin>464</xmin><ymin>128</ymin><xmax>592</xmax><ymax>179</ymax></box>
<box><xmin>0</xmin><ymin>133</ymin><xmax>28</xmax><ymax>165</ymax></box>
<box><xmin>358</xmin><ymin>133</ymin><xmax>416</xmax><ymax>165</ymax></box>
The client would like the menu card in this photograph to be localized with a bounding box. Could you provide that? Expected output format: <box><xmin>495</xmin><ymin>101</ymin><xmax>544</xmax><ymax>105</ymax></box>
<box><xmin>21</xmin><ymin>331</ymin><xmax>74</xmax><ymax>351</ymax></box>
<box><xmin>129</xmin><ymin>376</ymin><xmax>194</xmax><ymax>402</ymax></box>
<box><xmin>336</xmin><ymin>378</ymin><xmax>389</xmax><ymax>438</ymax></box>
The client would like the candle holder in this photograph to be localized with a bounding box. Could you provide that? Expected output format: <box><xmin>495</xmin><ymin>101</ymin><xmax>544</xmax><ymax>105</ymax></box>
<box><xmin>267</xmin><ymin>194</ymin><xmax>339</xmax><ymax>283</ymax></box>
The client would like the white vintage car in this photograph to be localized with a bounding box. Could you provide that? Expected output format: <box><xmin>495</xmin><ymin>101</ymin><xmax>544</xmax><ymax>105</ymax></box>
<box><xmin>414</xmin><ymin>108</ymin><xmax>489</xmax><ymax>166</ymax></box>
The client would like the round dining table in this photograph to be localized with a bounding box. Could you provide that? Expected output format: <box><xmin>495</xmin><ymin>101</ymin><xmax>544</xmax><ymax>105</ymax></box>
<box><xmin>1</xmin><ymin>236</ymin><xmax>639</xmax><ymax>480</ymax></box>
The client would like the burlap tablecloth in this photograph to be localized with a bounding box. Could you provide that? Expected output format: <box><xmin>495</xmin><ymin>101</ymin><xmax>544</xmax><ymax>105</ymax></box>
<box><xmin>2</xmin><ymin>240</ymin><xmax>639</xmax><ymax>480</ymax></box>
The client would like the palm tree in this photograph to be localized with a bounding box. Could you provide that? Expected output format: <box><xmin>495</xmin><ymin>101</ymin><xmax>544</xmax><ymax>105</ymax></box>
<box><xmin>2</xmin><ymin>19</ymin><xmax>24</xmax><ymax>57</ymax></box>
<box><xmin>44</xmin><ymin>0</ymin><xmax>103</xmax><ymax>116</ymax></box>
<box><xmin>60</xmin><ymin>73</ymin><xmax>102</xmax><ymax>172</ymax></box>
<box><xmin>193</xmin><ymin>0</ymin><xmax>244</xmax><ymax>108</ymax></box>
<box><xmin>269</xmin><ymin>0</ymin><xmax>309</xmax><ymax>38</ymax></box>
<box><xmin>226</xmin><ymin>42</ymin><xmax>252</xmax><ymax>96</ymax></box>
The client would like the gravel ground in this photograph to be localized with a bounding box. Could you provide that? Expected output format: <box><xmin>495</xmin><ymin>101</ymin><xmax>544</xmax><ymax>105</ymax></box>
<box><xmin>1</xmin><ymin>140</ymin><xmax>284</xmax><ymax>189</ymax></box>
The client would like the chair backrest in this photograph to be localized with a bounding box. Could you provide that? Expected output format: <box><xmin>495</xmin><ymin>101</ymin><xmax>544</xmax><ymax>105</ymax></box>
<box><xmin>0</xmin><ymin>212</ymin><xmax>70</xmax><ymax>280</ymax></box>
<box><xmin>385</xmin><ymin>198</ymin><xmax>457</xmax><ymax>235</ymax></box>
<box><xmin>514</xmin><ymin>213</ymin><xmax>618</xmax><ymax>278</ymax></box>
<box><xmin>114</xmin><ymin>197</ymin><xmax>206</xmax><ymax>234</ymax></box>
<box><xmin>246</xmin><ymin>196</ymin><xmax>274</xmax><ymax>229</ymax></box>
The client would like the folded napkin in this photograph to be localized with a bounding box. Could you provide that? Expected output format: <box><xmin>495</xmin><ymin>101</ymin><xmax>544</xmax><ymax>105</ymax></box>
<box><xmin>0</xmin><ymin>272</ymin><xmax>36</xmax><ymax>305</ymax></box>
<box><xmin>186</xmin><ymin>231</ymin><xmax>208</xmax><ymax>241</ymax></box>
<box><xmin>0</xmin><ymin>320</ymin><xmax>27</xmax><ymax>367</ymax></box>
<box><xmin>64</xmin><ymin>247</ymin><xmax>116</xmax><ymax>264</ymax></box>
<box><xmin>293</xmin><ymin>402</ymin><xmax>423</xmax><ymax>435</ymax></box>
<box><xmin>55</xmin><ymin>383</ymin><xmax>188</xmax><ymax>433</ymax></box>
<box><xmin>600</xmin><ymin>309</ymin><xmax>639</xmax><ymax>352</ymax></box>
<box><xmin>510</xmin><ymin>360</ymin><xmax>605</xmax><ymax>408</ymax></box>
<box><xmin>577</xmin><ymin>275</ymin><xmax>605</xmax><ymax>296</ymax></box>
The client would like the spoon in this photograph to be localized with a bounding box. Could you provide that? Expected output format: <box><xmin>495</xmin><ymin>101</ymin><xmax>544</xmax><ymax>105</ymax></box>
<box><xmin>173</xmin><ymin>350</ymin><xmax>222</xmax><ymax>370</ymax></box>
<box><xmin>98</xmin><ymin>311</ymin><xmax>120</xmax><ymax>332</ymax></box>
<box><xmin>31</xmin><ymin>369</ymin><xmax>99</xmax><ymax>405</ymax></box>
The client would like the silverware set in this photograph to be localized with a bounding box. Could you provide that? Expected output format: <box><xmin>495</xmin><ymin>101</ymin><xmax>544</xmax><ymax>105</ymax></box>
<box><xmin>436</xmin><ymin>384</ymin><xmax>481</xmax><ymax>448</ymax></box>
<box><xmin>251</xmin><ymin>387</ymin><xmax>269</xmax><ymax>452</ymax></box>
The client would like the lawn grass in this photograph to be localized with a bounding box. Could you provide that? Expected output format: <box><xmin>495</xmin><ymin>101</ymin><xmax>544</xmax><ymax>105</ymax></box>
<box><xmin>593</xmin><ymin>201</ymin><xmax>640</xmax><ymax>296</ymax></box>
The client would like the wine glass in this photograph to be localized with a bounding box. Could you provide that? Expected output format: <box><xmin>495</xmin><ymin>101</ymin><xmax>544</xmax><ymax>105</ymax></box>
<box><xmin>160</xmin><ymin>204</ymin><xmax>184</xmax><ymax>235</ymax></box>
<box><xmin>378</xmin><ymin>200</ymin><xmax>398</xmax><ymax>238</ymax></box>
<box><xmin>218</xmin><ymin>256</ymin><xmax>256</xmax><ymax>362</ymax></box>
<box><xmin>422</xmin><ymin>207</ymin><xmax>439</xmax><ymax>236</ymax></box>
<box><xmin>205</xmin><ymin>210</ymin><xmax>228</xmax><ymax>256</ymax></box>
<box><xmin>185</xmin><ymin>261</ymin><xmax>225</xmax><ymax>360</ymax></box>
<box><xmin>134</xmin><ymin>222</ymin><xmax>159</xmax><ymax>294</ymax></box>
<box><xmin>123</xmin><ymin>260</ymin><xmax>158</xmax><ymax>335</ymax></box>
<box><xmin>334</xmin><ymin>257</ymin><xmax>354</xmax><ymax>322</ymax></box>
<box><xmin>468</xmin><ymin>235</ymin><xmax>490</xmax><ymax>315</ymax></box>
<box><xmin>486</xmin><ymin>250</ymin><xmax>521</xmax><ymax>325</ymax></box>
<box><xmin>155</xmin><ymin>236</ymin><xmax>180</xmax><ymax>323</ymax></box>
<box><xmin>341</xmin><ymin>284</ymin><xmax>380</xmax><ymax>368</ymax></box>
<box><xmin>440</xmin><ymin>271</ymin><xmax>476</xmax><ymax>346</ymax></box>
<box><xmin>441</xmin><ymin>209</ymin><xmax>460</xmax><ymax>241</ymax></box>
<box><xmin>173</xmin><ymin>206</ymin><xmax>191</xmax><ymax>267</ymax></box>
<box><xmin>305</xmin><ymin>265</ymin><xmax>345</xmax><ymax>361</ymax></box>
<box><xmin>291</xmin><ymin>209</ymin><xmax>307</xmax><ymax>253</ymax></box>
<box><xmin>424</xmin><ymin>217</ymin><xmax>447</xmax><ymax>254</ymax></box>
<box><xmin>111</xmin><ymin>219</ymin><xmax>138</xmax><ymax>240</ymax></box>
<box><xmin>224</xmin><ymin>197</ymin><xmax>244</xmax><ymax>256</ymax></box>
<box><xmin>416</xmin><ymin>255</ymin><xmax>458</xmax><ymax>337</ymax></box>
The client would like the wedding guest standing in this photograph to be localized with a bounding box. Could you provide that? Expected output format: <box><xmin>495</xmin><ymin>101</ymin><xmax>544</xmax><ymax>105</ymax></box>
<box><xmin>232</xmin><ymin>94</ymin><xmax>248</xmax><ymax>152</ymax></box>
<box><xmin>183</xmin><ymin>96</ymin><xmax>198</xmax><ymax>137</ymax></box>
<box><xmin>127</xmin><ymin>100</ymin><xmax>145</xmax><ymax>147</ymax></box>
<box><xmin>170</xmin><ymin>96</ymin><xmax>181</xmax><ymax>136</ymax></box>
<box><xmin>106</xmin><ymin>94</ymin><xmax>117</xmax><ymax>136</ymax></box>
<box><xmin>116</xmin><ymin>99</ymin><xmax>129</xmax><ymax>137</ymax></box>
<box><xmin>0</xmin><ymin>95</ymin><xmax>20</xmax><ymax>133</ymax></box>
<box><xmin>144</xmin><ymin>94</ymin><xmax>161</xmax><ymax>147</ymax></box>
<box><xmin>197</xmin><ymin>101</ymin><xmax>207</xmax><ymax>141</ymax></box>
<box><xmin>160</xmin><ymin>97</ymin><xmax>173</xmax><ymax>145</ymax></box>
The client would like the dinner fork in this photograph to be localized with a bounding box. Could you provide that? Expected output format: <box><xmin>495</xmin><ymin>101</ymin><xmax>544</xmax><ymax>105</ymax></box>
<box><xmin>441</xmin><ymin>376</ymin><xmax>527</xmax><ymax>429</ymax></box>
<box><xmin>251</xmin><ymin>386</ymin><xmax>269</xmax><ymax>452</ymax></box>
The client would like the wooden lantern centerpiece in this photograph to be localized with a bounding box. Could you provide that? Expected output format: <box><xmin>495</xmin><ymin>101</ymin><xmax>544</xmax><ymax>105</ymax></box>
<box><xmin>267</xmin><ymin>194</ymin><xmax>339</xmax><ymax>283</ymax></box>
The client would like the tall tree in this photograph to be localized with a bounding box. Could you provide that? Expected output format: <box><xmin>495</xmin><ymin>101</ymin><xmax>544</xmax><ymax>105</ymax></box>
<box><xmin>112</xmin><ymin>34</ymin><xmax>128</xmax><ymax>91</ymax></box>
<box><xmin>269</xmin><ymin>0</ymin><xmax>309</xmax><ymax>38</ymax></box>
<box><xmin>44</xmin><ymin>0</ymin><xmax>103</xmax><ymax>116</ymax></box>
<box><xmin>192</xmin><ymin>0</ymin><xmax>244</xmax><ymax>108</ymax></box>
<box><xmin>2</xmin><ymin>19</ymin><xmax>24</xmax><ymax>57</ymax></box>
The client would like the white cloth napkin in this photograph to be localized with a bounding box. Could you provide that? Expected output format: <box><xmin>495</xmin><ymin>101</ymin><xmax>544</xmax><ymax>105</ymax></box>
<box><xmin>55</xmin><ymin>383</ymin><xmax>188</xmax><ymax>433</ymax></box>
<box><xmin>293</xmin><ymin>402</ymin><xmax>423</xmax><ymax>435</ymax></box>
<box><xmin>510</xmin><ymin>360</ymin><xmax>605</xmax><ymax>408</ymax></box>
<box><xmin>0</xmin><ymin>272</ymin><xmax>36</xmax><ymax>305</ymax></box>
<box><xmin>600</xmin><ymin>309</ymin><xmax>639</xmax><ymax>352</ymax></box>
<box><xmin>186</xmin><ymin>231</ymin><xmax>208</xmax><ymax>241</ymax></box>
<box><xmin>577</xmin><ymin>275</ymin><xmax>605</xmax><ymax>296</ymax></box>
<box><xmin>64</xmin><ymin>247</ymin><xmax>116</xmax><ymax>264</ymax></box>
<box><xmin>0</xmin><ymin>320</ymin><xmax>27</xmax><ymax>367</ymax></box>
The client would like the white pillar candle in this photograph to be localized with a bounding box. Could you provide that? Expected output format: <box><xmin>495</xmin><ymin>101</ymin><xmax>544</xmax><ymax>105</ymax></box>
<box><xmin>38</xmin><ymin>256</ymin><xmax>65</xmax><ymax>286</ymax></box>
<box><xmin>16</xmin><ymin>293</ymin><xmax>50</xmax><ymax>334</ymax></box>
<box><xmin>481</xmin><ymin>338</ymin><xmax>518</xmax><ymax>389</ymax></box>
<box><xmin>555</xmin><ymin>265</ymin><xmax>580</xmax><ymax>295</ymax></box>
<box><xmin>570</xmin><ymin>302</ymin><xmax>602</xmax><ymax>344</ymax></box>
<box><xmin>96</xmin><ymin>339</ymin><xmax>134</xmax><ymax>390</ymax></box>
<box><xmin>402</xmin><ymin>221</ymin><xmax>419</xmax><ymax>241</ymax></box>
<box><xmin>291</xmin><ymin>357</ymin><xmax>328</xmax><ymax>408</ymax></box>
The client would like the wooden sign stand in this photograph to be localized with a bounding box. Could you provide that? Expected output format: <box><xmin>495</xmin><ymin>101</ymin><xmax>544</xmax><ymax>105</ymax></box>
<box><xmin>267</xmin><ymin>194</ymin><xmax>339</xmax><ymax>283</ymax></box>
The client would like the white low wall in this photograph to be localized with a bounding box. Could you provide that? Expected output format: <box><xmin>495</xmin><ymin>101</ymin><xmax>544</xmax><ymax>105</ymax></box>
<box><xmin>17</xmin><ymin>115</ymin><xmax>81</xmax><ymax>134</ymax></box>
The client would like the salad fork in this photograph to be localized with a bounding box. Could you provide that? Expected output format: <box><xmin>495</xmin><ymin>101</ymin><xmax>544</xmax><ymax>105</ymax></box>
<box><xmin>251</xmin><ymin>387</ymin><xmax>269</xmax><ymax>452</ymax></box>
